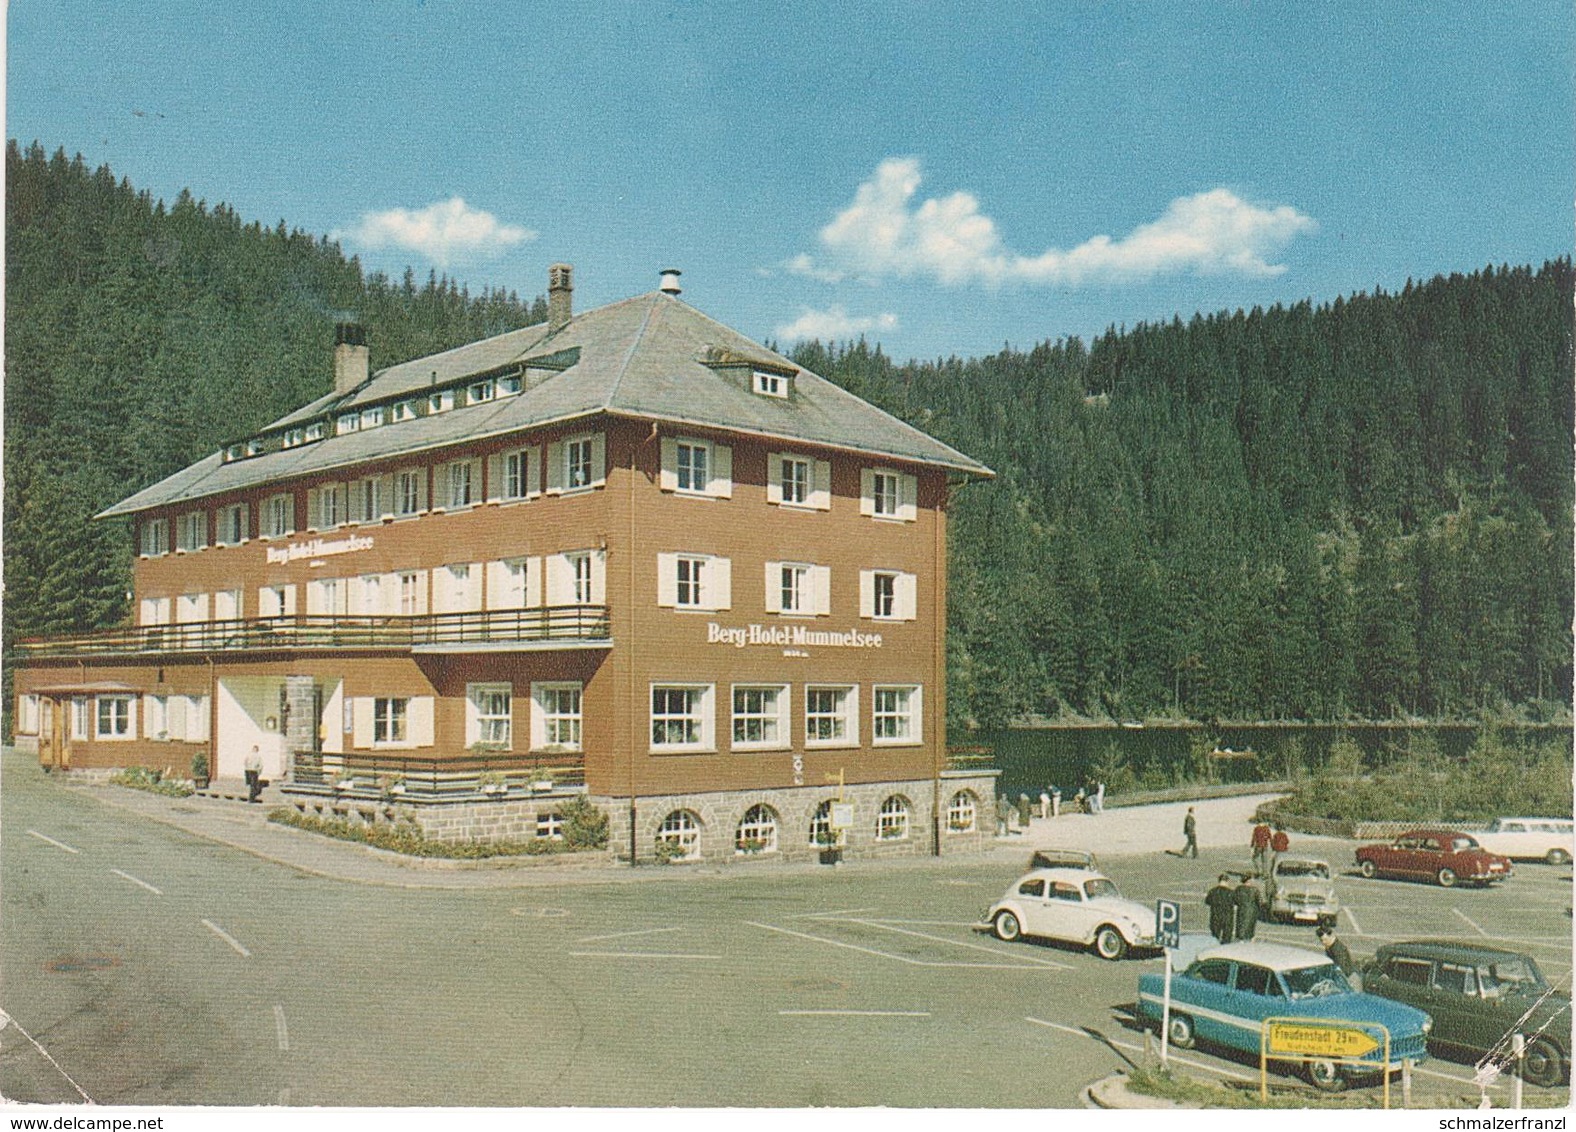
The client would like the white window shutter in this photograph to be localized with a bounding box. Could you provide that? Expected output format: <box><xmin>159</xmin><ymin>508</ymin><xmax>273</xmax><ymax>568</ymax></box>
<box><xmin>764</xmin><ymin>562</ymin><xmax>783</xmax><ymax>613</ymax></box>
<box><xmin>467</xmin><ymin>561</ymin><xmax>483</xmax><ymax>609</ymax></box>
<box><xmin>191</xmin><ymin>696</ymin><xmax>211</xmax><ymax>741</ymax></box>
<box><xmin>710</xmin><ymin>556</ymin><xmax>731</xmax><ymax>610</ymax></box>
<box><xmin>899</xmin><ymin>473</ymin><xmax>918</xmax><ymax>522</ymax></box>
<box><xmin>486</xmin><ymin>561</ymin><xmax>505</xmax><ymax>609</ymax></box>
<box><xmin>469</xmin><ymin>458</ymin><xmax>484</xmax><ymax>504</ymax></box>
<box><xmin>526</xmin><ymin>447</ymin><xmax>541</xmax><ymax>498</ymax></box>
<box><xmin>766</xmin><ymin>454</ymin><xmax>784</xmax><ymax>504</ymax></box>
<box><xmin>546</xmin><ymin>441</ymin><xmax>564</xmax><ymax>494</ymax></box>
<box><xmin>464</xmin><ymin>690</ymin><xmax>479</xmax><ymax>746</ymax></box>
<box><xmin>305</xmin><ymin>488</ymin><xmax>321</xmax><ymax>530</ymax></box>
<box><xmin>859</xmin><ymin>468</ymin><xmax>876</xmax><ymax>516</ymax></box>
<box><xmin>591</xmin><ymin>551</ymin><xmax>607</xmax><ymax>604</ymax></box>
<box><xmin>525</xmin><ymin>557</ymin><xmax>543</xmax><ymax>607</ymax></box>
<box><xmin>659</xmin><ymin>438</ymin><xmax>678</xmax><ymax>492</ymax></box>
<box><xmin>859</xmin><ymin>570</ymin><xmax>875</xmax><ymax>618</ymax></box>
<box><xmin>408</xmin><ymin>697</ymin><xmax>435</xmax><ymax>746</ymax></box>
<box><xmin>812</xmin><ymin>459</ymin><xmax>833</xmax><ymax>510</ymax></box>
<box><xmin>352</xmin><ymin>697</ymin><xmax>373</xmax><ymax>749</ymax></box>
<box><xmin>413</xmin><ymin>573</ymin><xmax>429</xmax><ymax>616</ymax></box>
<box><xmin>545</xmin><ymin>554</ymin><xmax>568</xmax><ymax>605</ymax></box>
<box><xmin>812</xmin><ymin>565</ymin><xmax>832</xmax><ymax>616</ymax></box>
<box><xmin>379</xmin><ymin>474</ymin><xmax>396</xmax><ymax>519</ymax></box>
<box><xmin>283</xmin><ymin>586</ymin><xmax>297</xmax><ymax>616</ymax></box>
<box><xmin>347</xmin><ymin>576</ymin><xmax>365</xmax><ymax>614</ymax></box>
<box><xmin>417</xmin><ymin>468</ymin><xmax>429</xmax><ymax>512</ymax></box>
<box><xmin>486</xmin><ymin>452</ymin><xmax>504</xmax><ymax>502</ymax></box>
<box><xmin>897</xmin><ymin>572</ymin><xmax>918</xmax><ymax>620</ymax></box>
<box><xmin>169</xmin><ymin>695</ymin><xmax>189</xmax><ymax>741</ymax></box>
<box><xmin>142</xmin><ymin>695</ymin><xmax>159</xmax><ymax>736</ymax></box>
<box><xmin>656</xmin><ymin>553</ymin><xmax>677</xmax><ymax>607</ymax></box>
<box><xmin>590</xmin><ymin>434</ymin><xmax>606</xmax><ymax>486</ymax></box>
<box><xmin>711</xmin><ymin>444</ymin><xmax>732</xmax><ymax>499</ymax></box>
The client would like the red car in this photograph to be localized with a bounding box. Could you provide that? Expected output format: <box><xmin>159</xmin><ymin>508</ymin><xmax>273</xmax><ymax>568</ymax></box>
<box><xmin>1355</xmin><ymin>829</ymin><xmax>1513</xmax><ymax>888</ymax></box>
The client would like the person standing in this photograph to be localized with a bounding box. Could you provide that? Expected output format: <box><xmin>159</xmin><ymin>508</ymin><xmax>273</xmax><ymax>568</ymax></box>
<box><xmin>995</xmin><ymin>794</ymin><xmax>1012</xmax><ymax>837</ymax></box>
<box><xmin>1250</xmin><ymin>821</ymin><xmax>1273</xmax><ymax>874</ymax></box>
<box><xmin>1182</xmin><ymin>807</ymin><xmax>1198</xmax><ymax>858</ymax></box>
<box><xmin>1317</xmin><ymin>925</ymin><xmax>1359</xmax><ymax>988</ymax></box>
<box><xmin>1233</xmin><ymin>874</ymin><xmax>1260</xmax><ymax>941</ymax></box>
<box><xmin>244</xmin><ymin>745</ymin><xmax>264</xmax><ymax>804</ymax></box>
<box><xmin>1270</xmin><ymin>825</ymin><xmax>1290</xmax><ymax>872</ymax></box>
<box><xmin>1092</xmin><ymin>781</ymin><xmax>1106</xmax><ymax>814</ymax></box>
<box><xmin>1205</xmin><ymin>874</ymin><xmax>1237</xmax><ymax>943</ymax></box>
<box><xmin>1050</xmin><ymin>785</ymin><xmax>1061</xmax><ymax>818</ymax></box>
<box><xmin>1038</xmin><ymin>790</ymin><xmax>1051</xmax><ymax>820</ymax></box>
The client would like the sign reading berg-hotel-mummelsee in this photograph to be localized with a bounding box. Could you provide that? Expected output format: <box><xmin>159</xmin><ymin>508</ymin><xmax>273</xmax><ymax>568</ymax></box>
<box><xmin>706</xmin><ymin>622</ymin><xmax>883</xmax><ymax>649</ymax></box>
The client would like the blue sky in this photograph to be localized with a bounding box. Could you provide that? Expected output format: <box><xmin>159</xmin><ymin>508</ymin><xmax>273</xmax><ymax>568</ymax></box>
<box><xmin>9</xmin><ymin>1</ymin><xmax>1573</xmax><ymax>361</ymax></box>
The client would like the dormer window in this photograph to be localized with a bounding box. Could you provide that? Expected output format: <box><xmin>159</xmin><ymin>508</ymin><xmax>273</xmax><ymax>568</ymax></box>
<box><xmin>468</xmin><ymin>379</ymin><xmax>496</xmax><ymax>405</ymax></box>
<box><xmin>304</xmin><ymin>422</ymin><xmax>327</xmax><ymax>442</ymax></box>
<box><xmin>498</xmin><ymin>374</ymin><xmax>522</xmax><ymax>396</ymax></box>
<box><xmin>393</xmin><ymin>400</ymin><xmax>418</xmax><ymax>422</ymax></box>
<box><xmin>245</xmin><ymin>439</ymin><xmax>264</xmax><ymax>456</ymax></box>
<box><xmin>282</xmin><ymin>427</ymin><xmax>305</xmax><ymax>449</ymax></box>
<box><xmin>337</xmin><ymin>413</ymin><xmax>360</xmax><ymax>435</ymax></box>
<box><xmin>360</xmin><ymin>406</ymin><xmax>384</xmax><ymax>429</ymax></box>
<box><xmin>429</xmin><ymin>389</ymin><xmax>454</xmax><ymax>414</ymax></box>
<box><xmin>223</xmin><ymin>444</ymin><xmax>245</xmax><ymax>462</ymax></box>
<box><xmin>754</xmin><ymin>370</ymin><xmax>789</xmax><ymax>398</ymax></box>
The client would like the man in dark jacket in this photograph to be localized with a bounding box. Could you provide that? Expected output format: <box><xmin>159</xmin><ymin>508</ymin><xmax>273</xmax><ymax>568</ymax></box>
<box><xmin>1205</xmin><ymin>874</ymin><xmax>1237</xmax><ymax>943</ymax></box>
<box><xmin>1233</xmin><ymin>874</ymin><xmax>1261</xmax><ymax>940</ymax></box>
<box><xmin>1317</xmin><ymin>925</ymin><xmax>1359</xmax><ymax>987</ymax></box>
<box><xmin>1182</xmin><ymin>807</ymin><xmax>1198</xmax><ymax>858</ymax></box>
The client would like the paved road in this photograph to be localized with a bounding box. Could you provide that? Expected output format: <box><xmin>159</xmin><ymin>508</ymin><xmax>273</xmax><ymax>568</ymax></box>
<box><xmin>2</xmin><ymin>752</ymin><xmax>1568</xmax><ymax>1107</ymax></box>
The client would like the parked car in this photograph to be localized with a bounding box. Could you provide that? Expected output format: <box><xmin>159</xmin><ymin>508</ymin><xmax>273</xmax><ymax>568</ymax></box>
<box><xmin>1471</xmin><ymin>818</ymin><xmax>1574</xmax><ymax>866</ymax></box>
<box><xmin>975</xmin><ymin>867</ymin><xmax>1155</xmax><ymax>960</ymax></box>
<box><xmin>1362</xmin><ymin>940</ymin><xmax>1570</xmax><ymax>1087</ymax></box>
<box><xmin>1355</xmin><ymin>829</ymin><xmax>1513</xmax><ymax>887</ymax></box>
<box><xmin>1136</xmin><ymin>941</ymin><xmax>1433</xmax><ymax>1091</ymax></box>
<box><xmin>1262</xmin><ymin>856</ymin><xmax>1341</xmax><ymax>926</ymax></box>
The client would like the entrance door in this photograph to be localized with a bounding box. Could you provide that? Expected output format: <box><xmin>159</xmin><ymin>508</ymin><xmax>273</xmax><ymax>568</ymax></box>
<box><xmin>39</xmin><ymin>699</ymin><xmax>67</xmax><ymax>770</ymax></box>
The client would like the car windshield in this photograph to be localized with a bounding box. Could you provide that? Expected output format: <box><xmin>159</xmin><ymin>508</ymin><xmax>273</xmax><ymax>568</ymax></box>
<box><xmin>1277</xmin><ymin>861</ymin><xmax>1329</xmax><ymax>879</ymax></box>
<box><xmin>1480</xmin><ymin>957</ymin><xmax>1549</xmax><ymax>996</ymax></box>
<box><xmin>1281</xmin><ymin>964</ymin><xmax>1352</xmax><ymax>998</ymax></box>
<box><xmin>1083</xmin><ymin>878</ymin><xmax>1120</xmax><ymax>900</ymax></box>
<box><xmin>1451</xmin><ymin>836</ymin><xmax>1481</xmax><ymax>851</ymax></box>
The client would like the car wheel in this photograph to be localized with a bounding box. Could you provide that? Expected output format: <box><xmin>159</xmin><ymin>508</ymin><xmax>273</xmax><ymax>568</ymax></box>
<box><xmin>1546</xmin><ymin>848</ymin><xmax>1571</xmax><ymax>866</ymax></box>
<box><xmin>1093</xmin><ymin>925</ymin><xmax>1129</xmax><ymax>961</ymax></box>
<box><xmin>1306</xmin><ymin>1059</ymin><xmax>1347</xmax><ymax>1092</ymax></box>
<box><xmin>1521</xmin><ymin>1038</ymin><xmax>1565</xmax><ymax>1088</ymax></box>
<box><xmin>1167</xmin><ymin>1013</ymin><xmax>1196</xmax><ymax>1050</ymax></box>
<box><xmin>1437</xmin><ymin>867</ymin><xmax>1457</xmax><ymax>888</ymax></box>
<box><xmin>993</xmin><ymin>910</ymin><xmax>1022</xmax><ymax>943</ymax></box>
<box><xmin>1359</xmin><ymin>859</ymin><xmax>1377</xmax><ymax>879</ymax></box>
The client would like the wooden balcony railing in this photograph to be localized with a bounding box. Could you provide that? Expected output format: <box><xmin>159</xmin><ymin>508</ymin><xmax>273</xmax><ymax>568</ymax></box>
<box><xmin>290</xmin><ymin>749</ymin><xmax>587</xmax><ymax>798</ymax></box>
<box><xmin>14</xmin><ymin>606</ymin><xmax>611</xmax><ymax>660</ymax></box>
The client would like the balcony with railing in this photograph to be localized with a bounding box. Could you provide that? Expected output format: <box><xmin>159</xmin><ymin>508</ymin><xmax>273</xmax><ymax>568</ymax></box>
<box><xmin>287</xmin><ymin>748</ymin><xmax>588</xmax><ymax>800</ymax></box>
<box><xmin>14</xmin><ymin>606</ymin><xmax>611</xmax><ymax>661</ymax></box>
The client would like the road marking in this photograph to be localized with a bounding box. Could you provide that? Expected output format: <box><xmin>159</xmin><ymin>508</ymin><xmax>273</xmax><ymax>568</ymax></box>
<box><xmin>568</xmin><ymin>951</ymin><xmax>721</xmax><ymax>960</ymax></box>
<box><xmin>2</xmin><ymin>1010</ymin><xmax>95</xmax><ymax>1103</ymax></box>
<box><xmin>575</xmin><ymin>926</ymin><xmax>685</xmax><ymax>944</ymax></box>
<box><xmin>855</xmin><ymin>918</ymin><xmax>983</xmax><ymax>928</ymax></box>
<box><xmin>273</xmin><ymin>1005</ymin><xmax>290</xmax><ymax>1051</ymax></box>
<box><xmin>1452</xmin><ymin>907</ymin><xmax>1490</xmax><ymax>937</ymax></box>
<box><xmin>780</xmin><ymin>1009</ymin><xmax>930</xmax><ymax>1017</ymax></box>
<box><xmin>746</xmin><ymin>920</ymin><xmax>1063</xmax><ymax>970</ymax></box>
<box><xmin>1024</xmin><ymin>1016</ymin><xmax>1260</xmax><ymax>1083</ymax></box>
<box><xmin>848</xmin><ymin>918</ymin><xmax>1074</xmax><ymax>969</ymax></box>
<box><xmin>27</xmin><ymin>830</ymin><xmax>80</xmax><ymax>854</ymax></box>
<box><xmin>110</xmin><ymin>868</ymin><xmax>162</xmax><ymax>895</ymax></box>
<box><xmin>788</xmin><ymin>907</ymin><xmax>877</xmax><ymax>919</ymax></box>
<box><xmin>1343</xmin><ymin>905</ymin><xmax>1364</xmax><ymax>935</ymax></box>
<box><xmin>202</xmin><ymin>919</ymin><xmax>252</xmax><ymax>958</ymax></box>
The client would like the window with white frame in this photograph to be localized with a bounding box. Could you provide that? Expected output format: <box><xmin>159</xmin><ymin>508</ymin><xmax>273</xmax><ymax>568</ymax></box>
<box><xmin>467</xmin><ymin>684</ymin><xmax>512</xmax><ymax>748</ymax></box>
<box><xmin>651</xmin><ymin>685</ymin><xmax>713</xmax><ymax>750</ymax></box>
<box><xmin>861</xmin><ymin>468</ymin><xmax>917</xmax><ymax>521</ymax></box>
<box><xmin>16</xmin><ymin>694</ymin><xmax>39</xmax><ymax>736</ymax></box>
<box><xmin>533</xmin><ymin>683</ymin><xmax>582</xmax><ymax>750</ymax></box>
<box><xmin>145</xmin><ymin>694</ymin><xmax>168</xmax><ymax>740</ymax></box>
<box><xmin>428</xmin><ymin>389</ymin><xmax>454</xmax><ymax>414</ymax></box>
<box><xmin>307</xmin><ymin>578</ymin><xmax>344</xmax><ymax>616</ymax></box>
<box><xmin>70</xmin><ymin>698</ymin><xmax>89</xmax><ymax>740</ymax></box>
<box><xmin>732</xmin><ymin>685</ymin><xmax>788</xmax><ymax>749</ymax></box>
<box><xmin>96</xmin><ymin>695</ymin><xmax>134</xmax><ymax>739</ymax></box>
<box><xmin>536</xmin><ymin>812</ymin><xmax>564</xmax><ymax>839</ymax></box>
<box><xmin>315</xmin><ymin>483</ymin><xmax>345</xmax><ymax>529</ymax></box>
<box><xmin>566</xmin><ymin>436</ymin><xmax>594</xmax><ymax>489</ymax></box>
<box><xmin>351</xmin><ymin>574</ymin><xmax>383</xmax><ymax>615</ymax></box>
<box><xmin>753</xmin><ymin>370</ymin><xmax>788</xmax><ymax>398</ymax></box>
<box><xmin>778</xmin><ymin>564</ymin><xmax>810</xmax><ymax>614</ymax></box>
<box><xmin>213</xmin><ymin>589</ymin><xmax>241</xmax><ymax>620</ymax></box>
<box><xmin>499</xmin><ymin>374</ymin><xmax>522</xmax><ymax>396</ymax></box>
<box><xmin>677</xmin><ymin>441</ymin><xmax>709</xmax><ymax>492</ymax></box>
<box><xmin>397</xmin><ymin>572</ymin><xmax>425</xmax><ymax>615</ymax></box>
<box><xmin>140</xmin><ymin>517</ymin><xmax>169</xmax><ymax>557</ymax></box>
<box><xmin>176</xmin><ymin>592</ymin><xmax>209</xmax><ymax>623</ymax></box>
<box><xmin>876</xmin><ymin>796</ymin><xmax>911</xmax><ymax>841</ymax></box>
<box><xmin>445</xmin><ymin>461</ymin><xmax>474</xmax><ymax>509</ymax></box>
<box><xmin>176</xmin><ymin>511</ymin><xmax>207</xmax><ymax>552</ymax></box>
<box><xmin>656</xmin><ymin>810</ymin><xmax>702</xmax><ymax>860</ymax></box>
<box><xmin>246</xmin><ymin>439</ymin><xmax>263</xmax><ymax>456</ymax></box>
<box><xmin>546</xmin><ymin>434</ymin><xmax>605</xmax><ymax>494</ymax></box>
<box><xmin>659</xmin><ymin>437</ymin><xmax>731</xmax><ymax>499</ymax></box>
<box><xmin>373</xmin><ymin>697</ymin><xmax>408</xmax><ymax>745</ymax></box>
<box><xmin>337</xmin><ymin>413</ymin><xmax>360</xmax><ymax>436</ymax></box>
<box><xmin>282</xmin><ymin>427</ymin><xmax>305</xmax><ymax>449</ymax></box>
<box><xmin>735</xmin><ymin>804</ymin><xmax>779</xmax><ymax>854</ymax></box>
<box><xmin>764</xmin><ymin>561</ymin><xmax>827</xmax><ymax>616</ymax></box>
<box><xmin>360</xmin><ymin>406</ymin><xmax>384</xmax><ymax>430</ymax></box>
<box><xmin>262</xmin><ymin>493</ymin><xmax>295</xmax><ymax>538</ymax></box>
<box><xmin>224</xmin><ymin>443</ymin><xmax>245</xmax><ymax>462</ymax></box>
<box><xmin>768</xmin><ymin>453</ymin><xmax>831</xmax><ymax>510</ymax></box>
<box><xmin>861</xmin><ymin>569</ymin><xmax>916</xmax><ymax>621</ymax></box>
<box><xmin>780</xmin><ymin>457</ymin><xmax>809</xmax><ymax>505</ymax></box>
<box><xmin>676</xmin><ymin>556</ymin><xmax>706</xmax><ymax>608</ymax></box>
<box><xmin>809</xmin><ymin>799</ymin><xmax>844</xmax><ymax>847</ymax></box>
<box><xmin>468</xmin><ymin>378</ymin><xmax>495</xmax><ymax>404</ymax></box>
<box><xmin>217</xmin><ymin>503</ymin><xmax>247</xmax><ymax>545</ymax></box>
<box><xmin>396</xmin><ymin>469</ymin><xmax>424</xmax><ymax>516</ymax></box>
<box><xmin>258</xmin><ymin>585</ymin><xmax>294</xmax><ymax>618</ymax></box>
<box><xmin>499</xmin><ymin>448</ymin><xmax>534</xmax><ymax>501</ymax></box>
<box><xmin>354</xmin><ymin>477</ymin><xmax>381</xmax><ymax>524</ymax></box>
<box><xmin>569</xmin><ymin>552</ymin><xmax>594</xmax><ymax>604</ymax></box>
<box><xmin>657</xmin><ymin>553</ymin><xmax>731</xmax><ymax>612</ymax></box>
<box><xmin>805</xmin><ymin>685</ymin><xmax>857</xmax><ymax>747</ymax></box>
<box><xmin>871</xmin><ymin>471</ymin><xmax>900</xmax><ymax>517</ymax></box>
<box><xmin>946</xmin><ymin>791</ymin><xmax>978</xmax><ymax>833</ymax></box>
<box><xmin>393</xmin><ymin>399</ymin><xmax>418</xmax><ymax>422</ymax></box>
<box><xmin>872</xmin><ymin>685</ymin><xmax>921</xmax><ymax>744</ymax></box>
<box><xmin>436</xmin><ymin>563</ymin><xmax>480</xmax><ymax>612</ymax></box>
<box><xmin>304</xmin><ymin>422</ymin><xmax>327</xmax><ymax>442</ymax></box>
<box><xmin>140</xmin><ymin>596</ymin><xmax>172</xmax><ymax>626</ymax></box>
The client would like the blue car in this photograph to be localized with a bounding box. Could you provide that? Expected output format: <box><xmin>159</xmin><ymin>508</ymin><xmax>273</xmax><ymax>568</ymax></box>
<box><xmin>1137</xmin><ymin>941</ymin><xmax>1433</xmax><ymax>1091</ymax></box>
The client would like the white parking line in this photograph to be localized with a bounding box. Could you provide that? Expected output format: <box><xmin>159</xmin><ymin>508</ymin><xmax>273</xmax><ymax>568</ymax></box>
<box><xmin>575</xmin><ymin>926</ymin><xmax>685</xmax><ymax>944</ymax></box>
<box><xmin>788</xmin><ymin>907</ymin><xmax>878</xmax><ymax>919</ymax></box>
<box><xmin>273</xmin><ymin>1005</ymin><xmax>289</xmax><ymax>1052</ymax></box>
<box><xmin>2</xmin><ymin>1010</ymin><xmax>95</xmax><ymax>1102</ymax></box>
<box><xmin>848</xmin><ymin>918</ymin><xmax>1074</xmax><ymax>969</ymax></box>
<box><xmin>27</xmin><ymin>830</ymin><xmax>79</xmax><ymax>854</ymax></box>
<box><xmin>1452</xmin><ymin>908</ymin><xmax>1490</xmax><ymax>937</ymax></box>
<box><xmin>202</xmin><ymin>919</ymin><xmax>252</xmax><ymax>958</ymax></box>
<box><xmin>568</xmin><ymin>951</ymin><xmax>721</xmax><ymax>960</ymax></box>
<box><xmin>747</xmin><ymin>920</ymin><xmax>1064</xmax><ymax>970</ymax></box>
<box><xmin>1343</xmin><ymin>906</ymin><xmax>1364</xmax><ymax>935</ymax></box>
<box><xmin>1024</xmin><ymin>1016</ymin><xmax>1260</xmax><ymax>1083</ymax></box>
<box><xmin>860</xmin><ymin>918</ymin><xmax>986</xmax><ymax>928</ymax></box>
<box><xmin>110</xmin><ymin>868</ymin><xmax>162</xmax><ymax>896</ymax></box>
<box><xmin>780</xmin><ymin>1010</ymin><xmax>930</xmax><ymax>1017</ymax></box>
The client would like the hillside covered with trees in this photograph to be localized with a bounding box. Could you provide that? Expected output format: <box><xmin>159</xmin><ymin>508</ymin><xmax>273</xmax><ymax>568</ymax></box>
<box><xmin>6</xmin><ymin>142</ymin><xmax>1572</xmax><ymax>730</ymax></box>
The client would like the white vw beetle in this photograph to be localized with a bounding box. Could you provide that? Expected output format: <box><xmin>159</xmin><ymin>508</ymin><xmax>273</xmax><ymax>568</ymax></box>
<box><xmin>975</xmin><ymin>867</ymin><xmax>1156</xmax><ymax>960</ymax></box>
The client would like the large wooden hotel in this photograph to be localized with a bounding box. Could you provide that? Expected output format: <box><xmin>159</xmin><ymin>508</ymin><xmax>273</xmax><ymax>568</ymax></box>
<box><xmin>13</xmin><ymin>267</ymin><xmax>997</xmax><ymax>862</ymax></box>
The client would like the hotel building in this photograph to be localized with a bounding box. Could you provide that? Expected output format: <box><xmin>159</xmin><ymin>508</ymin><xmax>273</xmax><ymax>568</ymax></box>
<box><xmin>13</xmin><ymin>267</ymin><xmax>997</xmax><ymax>862</ymax></box>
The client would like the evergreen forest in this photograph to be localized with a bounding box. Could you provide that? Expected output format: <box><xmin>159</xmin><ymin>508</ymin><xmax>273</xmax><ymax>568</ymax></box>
<box><xmin>6</xmin><ymin>141</ymin><xmax>1572</xmax><ymax>731</ymax></box>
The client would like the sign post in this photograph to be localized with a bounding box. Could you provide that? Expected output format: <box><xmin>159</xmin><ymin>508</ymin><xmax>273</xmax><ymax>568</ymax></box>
<box><xmin>1155</xmin><ymin>899</ymin><xmax>1181</xmax><ymax>1068</ymax></box>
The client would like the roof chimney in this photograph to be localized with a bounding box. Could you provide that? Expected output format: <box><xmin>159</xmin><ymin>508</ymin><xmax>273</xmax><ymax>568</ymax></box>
<box><xmin>659</xmin><ymin>268</ymin><xmax>682</xmax><ymax>295</ymax></box>
<box><xmin>333</xmin><ymin>323</ymin><xmax>369</xmax><ymax>394</ymax></box>
<box><xmin>548</xmin><ymin>263</ymin><xmax>573</xmax><ymax>331</ymax></box>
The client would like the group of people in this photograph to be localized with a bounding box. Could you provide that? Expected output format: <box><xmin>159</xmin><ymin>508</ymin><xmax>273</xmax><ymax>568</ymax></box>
<box><xmin>1204</xmin><ymin>872</ymin><xmax>1262</xmax><ymax>941</ymax></box>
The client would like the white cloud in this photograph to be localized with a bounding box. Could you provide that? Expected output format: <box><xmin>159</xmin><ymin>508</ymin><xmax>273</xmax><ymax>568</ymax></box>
<box><xmin>774</xmin><ymin>306</ymin><xmax>898</xmax><ymax>342</ymax></box>
<box><xmin>799</xmin><ymin>158</ymin><xmax>1317</xmax><ymax>287</ymax></box>
<box><xmin>335</xmin><ymin>197</ymin><xmax>535</xmax><ymax>267</ymax></box>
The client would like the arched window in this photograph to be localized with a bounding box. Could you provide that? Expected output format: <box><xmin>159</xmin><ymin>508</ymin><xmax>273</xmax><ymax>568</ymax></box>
<box><xmin>735</xmin><ymin>804</ymin><xmax>779</xmax><ymax>854</ymax></box>
<box><xmin>657</xmin><ymin>810</ymin><xmax>702</xmax><ymax>860</ymax></box>
<box><xmin>808</xmin><ymin>799</ymin><xmax>844</xmax><ymax>847</ymax></box>
<box><xmin>876</xmin><ymin>795</ymin><xmax>910</xmax><ymax>841</ymax></box>
<box><xmin>946</xmin><ymin>791</ymin><xmax>977</xmax><ymax>833</ymax></box>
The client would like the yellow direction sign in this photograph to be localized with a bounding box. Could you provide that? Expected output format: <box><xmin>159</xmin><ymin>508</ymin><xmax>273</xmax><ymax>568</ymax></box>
<box><xmin>1267</xmin><ymin>1022</ymin><xmax>1380</xmax><ymax>1058</ymax></box>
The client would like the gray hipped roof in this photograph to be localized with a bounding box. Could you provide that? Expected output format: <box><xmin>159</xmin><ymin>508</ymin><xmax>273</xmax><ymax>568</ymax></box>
<box><xmin>101</xmin><ymin>291</ymin><xmax>992</xmax><ymax>518</ymax></box>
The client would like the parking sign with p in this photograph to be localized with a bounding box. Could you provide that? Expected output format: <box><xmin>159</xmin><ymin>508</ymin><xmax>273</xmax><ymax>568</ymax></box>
<box><xmin>1155</xmin><ymin>899</ymin><xmax>1181</xmax><ymax>949</ymax></box>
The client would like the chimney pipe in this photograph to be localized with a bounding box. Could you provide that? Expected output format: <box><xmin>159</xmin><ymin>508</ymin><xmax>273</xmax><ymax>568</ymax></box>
<box><xmin>333</xmin><ymin>323</ymin><xmax>369</xmax><ymax>395</ymax></box>
<box><xmin>659</xmin><ymin>268</ymin><xmax>682</xmax><ymax>295</ymax></box>
<box><xmin>548</xmin><ymin>263</ymin><xmax>573</xmax><ymax>331</ymax></box>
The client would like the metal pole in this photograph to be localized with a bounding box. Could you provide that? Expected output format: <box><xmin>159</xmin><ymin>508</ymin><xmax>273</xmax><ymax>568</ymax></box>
<box><xmin>1402</xmin><ymin>1058</ymin><xmax>1412</xmax><ymax>1108</ymax></box>
<box><xmin>1160</xmin><ymin>948</ymin><xmax>1173</xmax><ymax>1069</ymax></box>
<box><xmin>1513</xmin><ymin>1033</ymin><xmax>1524</xmax><ymax>1110</ymax></box>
